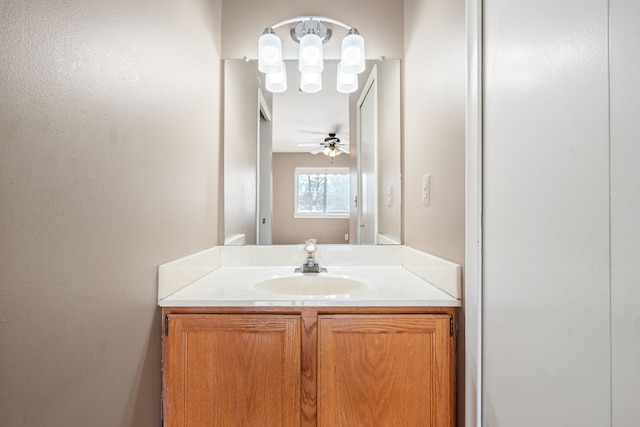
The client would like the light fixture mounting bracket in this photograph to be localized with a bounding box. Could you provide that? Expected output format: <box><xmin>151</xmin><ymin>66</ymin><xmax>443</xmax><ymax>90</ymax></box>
<box><xmin>290</xmin><ymin>20</ymin><xmax>332</xmax><ymax>45</ymax></box>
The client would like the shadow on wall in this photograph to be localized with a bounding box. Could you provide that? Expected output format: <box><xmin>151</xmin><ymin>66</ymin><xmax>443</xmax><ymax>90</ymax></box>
<box><xmin>122</xmin><ymin>307</ymin><xmax>162</xmax><ymax>426</ymax></box>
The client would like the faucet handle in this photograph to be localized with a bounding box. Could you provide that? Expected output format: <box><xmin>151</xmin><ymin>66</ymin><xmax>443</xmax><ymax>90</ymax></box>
<box><xmin>304</xmin><ymin>239</ymin><xmax>317</xmax><ymax>257</ymax></box>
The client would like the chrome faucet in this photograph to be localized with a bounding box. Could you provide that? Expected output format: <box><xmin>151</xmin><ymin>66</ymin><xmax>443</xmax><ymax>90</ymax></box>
<box><xmin>295</xmin><ymin>239</ymin><xmax>327</xmax><ymax>273</ymax></box>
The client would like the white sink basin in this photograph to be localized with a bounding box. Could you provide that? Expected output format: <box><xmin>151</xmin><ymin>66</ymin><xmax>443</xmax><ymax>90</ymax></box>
<box><xmin>253</xmin><ymin>275</ymin><xmax>368</xmax><ymax>296</ymax></box>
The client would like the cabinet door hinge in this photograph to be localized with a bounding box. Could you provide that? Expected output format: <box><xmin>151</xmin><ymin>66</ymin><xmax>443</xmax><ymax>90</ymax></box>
<box><xmin>449</xmin><ymin>315</ymin><xmax>454</xmax><ymax>337</ymax></box>
<box><xmin>165</xmin><ymin>314</ymin><xmax>169</xmax><ymax>336</ymax></box>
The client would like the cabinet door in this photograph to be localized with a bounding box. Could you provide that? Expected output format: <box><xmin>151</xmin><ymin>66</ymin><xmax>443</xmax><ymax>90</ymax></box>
<box><xmin>318</xmin><ymin>314</ymin><xmax>455</xmax><ymax>427</ymax></box>
<box><xmin>163</xmin><ymin>314</ymin><xmax>301</xmax><ymax>427</ymax></box>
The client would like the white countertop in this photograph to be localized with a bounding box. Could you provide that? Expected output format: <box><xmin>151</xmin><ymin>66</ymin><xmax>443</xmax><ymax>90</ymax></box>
<box><xmin>159</xmin><ymin>266</ymin><xmax>459</xmax><ymax>307</ymax></box>
<box><xmin>158</xmin><ymin>246</ymin><xmax>462</xmax><ymax>308</ymax></box>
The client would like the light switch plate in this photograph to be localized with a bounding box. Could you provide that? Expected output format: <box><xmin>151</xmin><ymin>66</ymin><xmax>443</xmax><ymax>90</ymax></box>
<box><xmin>422</xmin><ymin>174</ymin><xmax>431</xmax><ymax>207</ymax></box>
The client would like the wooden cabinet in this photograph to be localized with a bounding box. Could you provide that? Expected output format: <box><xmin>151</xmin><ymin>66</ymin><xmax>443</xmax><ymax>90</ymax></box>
<box><xmin>163</xmin><ymin>314</ymin><xmax>301</xmax><ymax>426</ymax></box>
<box><xmin>318</xmin><ymin>314</ymin><xmax>455</xmax><ymax>426</ymax></box>
<box><xmin>162</xmin><ymin>308</ymin><xmax>456</xmax><ymax>427</ymax></box>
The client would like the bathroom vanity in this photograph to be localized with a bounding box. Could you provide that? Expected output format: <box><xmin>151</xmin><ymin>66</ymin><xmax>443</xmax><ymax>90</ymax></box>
<box><xmin>159</xmin><ymin>245</ymin><xmax>461</xmax><ymax>426</ymax></box>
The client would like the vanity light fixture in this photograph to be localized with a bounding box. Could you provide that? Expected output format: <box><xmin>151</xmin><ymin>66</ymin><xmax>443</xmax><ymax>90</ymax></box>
<box><xmin>258</xmin><ymin>28</ymin><xmax>283</xmax><ymax>74</ymax></box>
<box><xmin>258</xmin><ymin>16</ymin><xmax>366</xmax><ymax>94</ymax></box>
<box><xmin>300</xmin><ymin>71</ymin><xmax>322</xmax><ymax>93</ymax></box>
<box><xmin>336</xmin><ymin>61</ymin><xmax>358</xmax><ymax>94</ymax></box>
<box><xmin>265</xmin><ymin>64</ymin><xmax>287</xmax><ymax>93</ymax></box>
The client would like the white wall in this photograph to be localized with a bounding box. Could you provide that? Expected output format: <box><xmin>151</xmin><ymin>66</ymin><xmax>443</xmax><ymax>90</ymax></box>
<box><xmin>483</xmin><ymin>0</ymin><xmax>639</xmax><ymax>425</ymax></box>
<box><xmin>610</xmin><ymin>0</ymin><xmax>640</xmax><ymax>423</ymax></box>
<box><xmin>0</xmin><ymin>0</ymin><xmax>221</xmax><ymax>425</ymax></box>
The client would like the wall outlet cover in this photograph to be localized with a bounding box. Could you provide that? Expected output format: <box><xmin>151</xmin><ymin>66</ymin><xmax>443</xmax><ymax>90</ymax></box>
<box><xmin>422</xmin><ymin>174</ymin><xmax>431</xmax><ymax>207</ymax></box>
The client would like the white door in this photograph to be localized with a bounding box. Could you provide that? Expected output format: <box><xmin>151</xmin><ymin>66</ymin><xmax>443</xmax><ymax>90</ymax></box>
<box><xmin>357</xmin><ymin>67</ymin><xmax>377</xmax><ymax>244</ymax></box>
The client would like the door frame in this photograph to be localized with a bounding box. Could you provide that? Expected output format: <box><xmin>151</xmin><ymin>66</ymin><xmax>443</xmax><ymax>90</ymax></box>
<box><xmin>465</xmin><ymin>1</ymin><xmax>483</xmax><ymax>426</ymax></box>
<box><xmin>356</xmin><ymin>65</ymin><xmax>378</xmax><ymax>245</ymax></box>
<box><xmin>256</xmin><ymin>88</ymin><xmax>273</xmax><ymax>245</ymax></box>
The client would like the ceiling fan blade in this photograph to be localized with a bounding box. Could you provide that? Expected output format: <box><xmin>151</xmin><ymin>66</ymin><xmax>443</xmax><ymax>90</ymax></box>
<box><xmin>310</xmin><ymin>146</ymin><xmax>325</xmax><ymax>154</ymax></box>
<box><xmin>339</xmin><ymin>145</ymin><xmax>350</xmax><ymax>154</ymax></box>
<box><xmin>296</xmin><ymin>142</ymin><xmax>321</xmax><ymax>147</ymax></box>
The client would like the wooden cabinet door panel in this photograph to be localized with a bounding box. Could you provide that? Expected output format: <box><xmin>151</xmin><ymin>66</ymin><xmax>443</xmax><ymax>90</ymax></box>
<box><xmin>163</xmin><ymin>314</ymin><xmax>301</xmax><ymax>427</ymax></box>
<box><xmin>317</xmin><ymin>314</ymin><xmax>454</xmax><ymax>427</ymax></box>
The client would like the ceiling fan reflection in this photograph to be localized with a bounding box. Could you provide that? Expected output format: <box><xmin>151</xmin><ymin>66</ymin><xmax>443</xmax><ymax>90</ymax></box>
<box><xmin>297</xmin><ymin>133</ymin><xmax>349</xmax><ymax>157</ymax></box>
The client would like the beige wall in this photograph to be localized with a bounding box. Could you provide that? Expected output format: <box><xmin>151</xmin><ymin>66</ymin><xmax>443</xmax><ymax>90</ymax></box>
<box><xmin>0</xmin><ymin>0</ymin><xmax>468</xmax><ymax>423</ymax></box>
<box><xmin>403</xmin><ymin>0</ymin><xmax>465</xmax><ymax>265</ymax></box>
<box><xmin>403</xmin><ymin>1</ymin><xmax>466</xmax><ymax>423</ymax></box>
<box><xmin>272</xmin><ymin>153</ymin><xmax>350</xmax><ymax>244</ymax></box>
<box><xmin>0</xmin><ymin>0</ymin><xmax>221</xmax><ymax>425</ymax></box>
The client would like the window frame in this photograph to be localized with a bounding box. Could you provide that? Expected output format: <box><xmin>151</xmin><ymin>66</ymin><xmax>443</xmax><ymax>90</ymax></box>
<box><xmin>293</xmin><ymin>167</ymin><xmax>350</xmax><ymax>219</ymax></box>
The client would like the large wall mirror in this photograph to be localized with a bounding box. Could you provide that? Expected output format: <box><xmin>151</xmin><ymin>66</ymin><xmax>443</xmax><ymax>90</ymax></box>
<box><xmin>223</xmin><ymin>58</ymin><xmax>401</xmax><ymax>245</ymax></box>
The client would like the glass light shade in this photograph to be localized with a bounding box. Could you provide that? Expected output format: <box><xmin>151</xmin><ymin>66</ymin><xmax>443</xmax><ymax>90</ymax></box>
<box><xmin>323</xmin><ymin>145</ymin><xmax>341</xmax><ymax>157</ymax></box>
<box><xmin>340</xmin><ymin>31</ymin><xmax>365</xmax><ymax>74</ymax></box>
<box><xmin>258</xmin><ymin>32</ymin><xmax>283</xmax><ymax>74</ymax></box>
<box><xmin>265</xmin><ymin>64</ymin><xmax>287</xmax><ymax>93</ymax></box>
<box><xmin>336</xmin><ymin>61</ymin><xmax>358</xmax><ymax>93</ymax></box>
<box><xmin>299</xmin><ymin>33</ymin><xmax>323</xmax><ymax>73</ymax></box>
<box><xmin>300</xmin><ymin>72</ymin><xmax>322</xmax><ymax>93</ymax></box>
